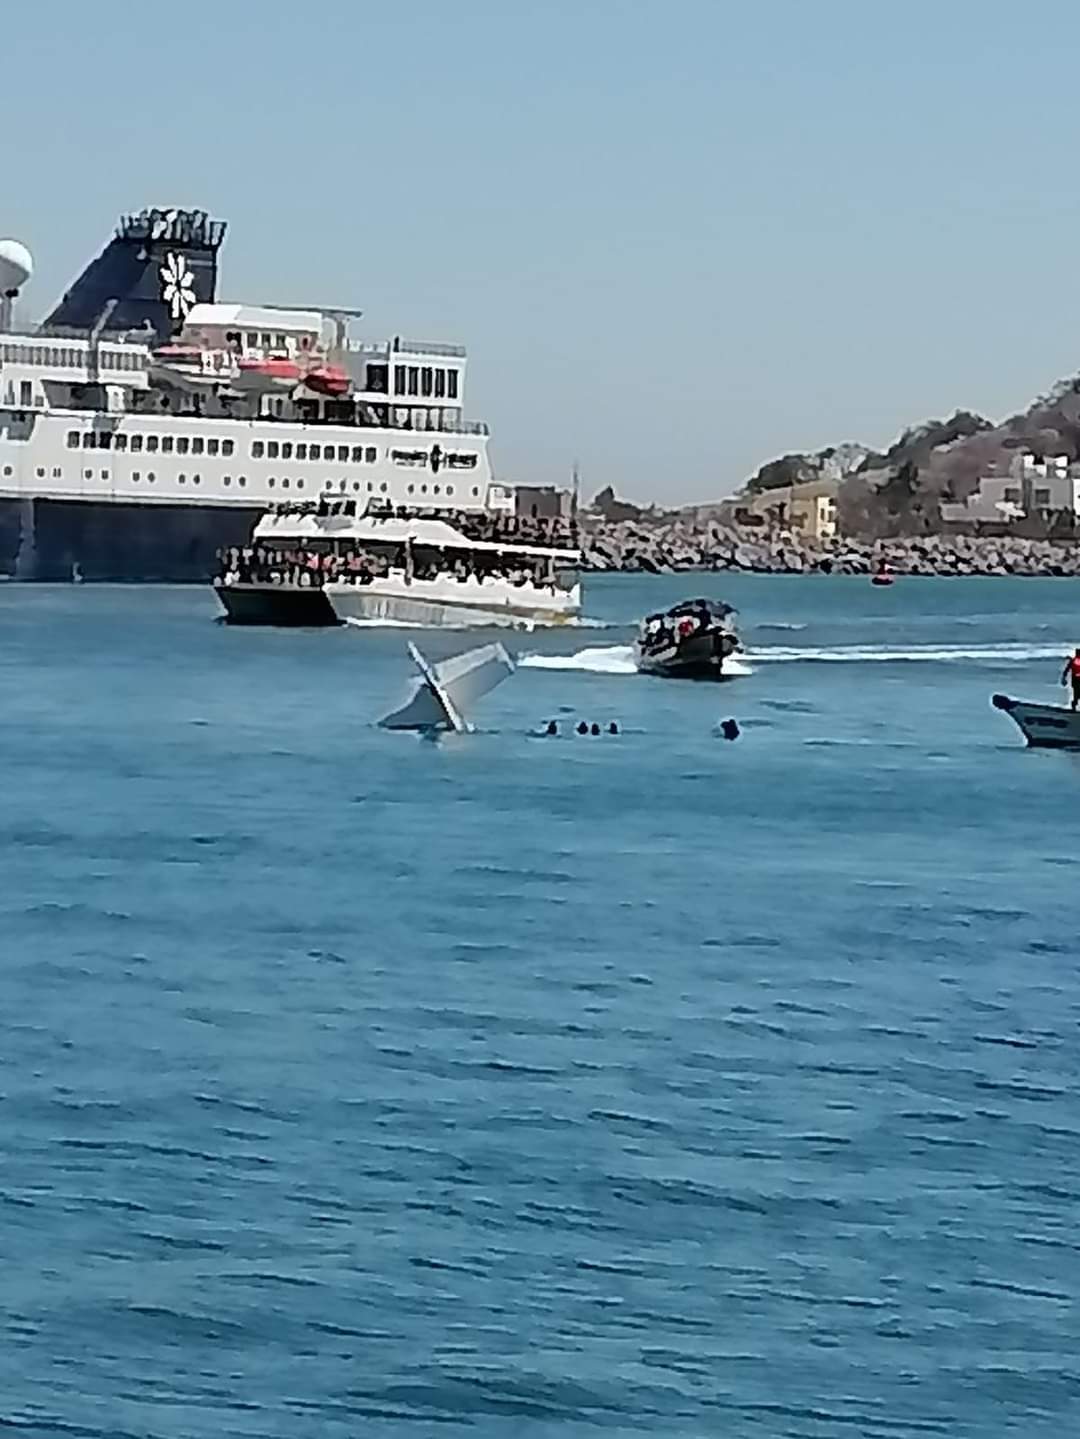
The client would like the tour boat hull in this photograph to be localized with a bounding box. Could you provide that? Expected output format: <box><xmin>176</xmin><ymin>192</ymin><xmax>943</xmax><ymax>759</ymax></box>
<box><xmin>213</xmin><ymin>579</ymin><xmax>340</xmax><ymax>627</ymax></box>
<box><xmin>992</xmin><ymin>693</ymin><xmax>1080</xmax><ymax>749</ymax></box>
<box><xmin>326</xmin><ymin>577</ymin><xmax>580</xmax><ymax>630</ymax></box>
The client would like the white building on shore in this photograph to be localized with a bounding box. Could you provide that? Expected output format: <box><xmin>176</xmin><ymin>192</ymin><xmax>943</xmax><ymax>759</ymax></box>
<box><xmin>940</xmin><ymin>452</ymin><xmax>1080</xmax><ymax>526</ymax></box>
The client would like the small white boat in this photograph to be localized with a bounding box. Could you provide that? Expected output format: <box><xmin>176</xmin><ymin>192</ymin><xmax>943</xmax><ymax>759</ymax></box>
<box><xmin>992</xmin><ymin>693</ymin><xmax>1080</xmax><ymax>749</ymax></box>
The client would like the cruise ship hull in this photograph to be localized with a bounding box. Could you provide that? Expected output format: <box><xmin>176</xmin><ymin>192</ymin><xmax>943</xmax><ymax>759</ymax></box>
<box><xmin>0</xmin><ymin>497</ymin><xmax>261</xmax><ymax>582</ymax></box>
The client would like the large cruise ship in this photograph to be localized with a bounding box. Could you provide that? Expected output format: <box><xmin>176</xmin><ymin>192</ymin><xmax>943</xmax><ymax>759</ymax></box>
<box><xmin>0</xmin><ymin>207</ymin><xmax>503</xmax><ymax>580</ymax></box>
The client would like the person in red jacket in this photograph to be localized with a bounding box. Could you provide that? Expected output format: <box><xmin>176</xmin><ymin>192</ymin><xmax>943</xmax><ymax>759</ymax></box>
<box><xmin>1061</xmin><ymin>649</ymin><xmax>1080</xmax><ymax>710</ymax></box>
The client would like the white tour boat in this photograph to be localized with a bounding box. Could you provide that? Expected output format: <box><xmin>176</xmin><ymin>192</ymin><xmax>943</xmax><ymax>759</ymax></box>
<box><xmin>214</xmin><ymin>499</ymin><xmax>582</xmax><ymax>628</ymax></box>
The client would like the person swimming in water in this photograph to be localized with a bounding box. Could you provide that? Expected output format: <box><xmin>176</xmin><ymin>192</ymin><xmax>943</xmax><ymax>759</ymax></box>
<box><xmin>1062</xmin><ymin>649</ymin><xmax>1080</xmax><ymax>711</ymax></box>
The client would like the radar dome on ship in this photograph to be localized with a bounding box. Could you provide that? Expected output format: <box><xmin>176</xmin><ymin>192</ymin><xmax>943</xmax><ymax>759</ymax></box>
<box><xmin>0</xmin><ymin>239</ymin><xmax>33</xmax><ymax>296</ymax></box>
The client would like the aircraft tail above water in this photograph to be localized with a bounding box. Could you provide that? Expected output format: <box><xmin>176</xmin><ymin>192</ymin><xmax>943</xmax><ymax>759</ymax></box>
<box><xmin>379</xmin><ymin>641</ymin><xmax>516</xmax><ymax>733</ymax></box>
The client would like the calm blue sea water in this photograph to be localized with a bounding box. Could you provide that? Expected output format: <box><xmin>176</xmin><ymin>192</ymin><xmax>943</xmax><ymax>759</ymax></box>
<box><xmin>2</xmin><ymin>575</ymin><xmax>1080</xmax><ymax>1438</ymax></box>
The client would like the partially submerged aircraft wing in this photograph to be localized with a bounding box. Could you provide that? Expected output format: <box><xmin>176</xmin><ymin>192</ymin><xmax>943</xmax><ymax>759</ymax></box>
<box><xmin>379</xmin><ymin>641</ymin><xmax>516</xmax><ymax>732</ymax></box>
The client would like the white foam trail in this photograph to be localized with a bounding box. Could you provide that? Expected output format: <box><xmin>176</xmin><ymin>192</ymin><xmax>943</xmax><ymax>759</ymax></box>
<box><xmin>520</xmin><ymin>644</ymin><xmax>755</xmax><ymax>677</ymax></box>
<box><xmin>519</xmin><ymin>644</ymin><xmax>638</xmax><ymax>675</ymax></box>
<box><xmin>748</xmin><ymin>642</ymin><xmax>1067</xmax><ymax>664</ymax></box>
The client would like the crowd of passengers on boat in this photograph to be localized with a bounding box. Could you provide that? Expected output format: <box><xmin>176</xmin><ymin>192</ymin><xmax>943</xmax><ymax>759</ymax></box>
<box><xmin>216</xmin><ymin>542</ymin><xmax>572</xmax><ymax>592</ymax></box>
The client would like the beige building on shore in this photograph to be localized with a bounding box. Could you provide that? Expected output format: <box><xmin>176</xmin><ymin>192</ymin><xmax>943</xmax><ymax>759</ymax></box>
<box><xmin>733</xmin><ymin>477</ymin><xmax>840</xmax><ymax>540</ymax></box>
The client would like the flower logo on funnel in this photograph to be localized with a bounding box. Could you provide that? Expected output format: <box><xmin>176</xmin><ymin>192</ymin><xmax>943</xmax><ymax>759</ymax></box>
<box><xmin>160</xmin><ymin>251</ymin><xmax>196</xmax><ymax>322</ymax></box>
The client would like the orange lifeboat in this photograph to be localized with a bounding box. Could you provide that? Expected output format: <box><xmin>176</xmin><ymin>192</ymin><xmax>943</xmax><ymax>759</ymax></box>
<box><xmin>303</xmin><ymin>362</ymin><xmax>350</xmax><ymax>398</ymax></box>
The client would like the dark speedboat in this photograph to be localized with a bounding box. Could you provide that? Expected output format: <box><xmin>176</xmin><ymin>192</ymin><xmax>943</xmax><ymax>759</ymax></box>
<box><xmin>635</xmin><ymin>598</ymin><xmax>740</xmax><ymax>680</ymax></box>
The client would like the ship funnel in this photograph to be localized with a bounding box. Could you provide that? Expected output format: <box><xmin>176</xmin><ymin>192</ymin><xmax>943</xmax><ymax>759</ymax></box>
<box><xmin>42</xmin><ymin>207</ymin><xmax>226</xmax><ymax>343</ymax></box>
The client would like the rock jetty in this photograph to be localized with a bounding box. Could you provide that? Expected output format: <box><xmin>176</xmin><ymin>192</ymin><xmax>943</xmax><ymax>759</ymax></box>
<box><xmin>581</xmin><ymin>519</ymin><xmax>1080</xmax><ymax>577</ymax></box>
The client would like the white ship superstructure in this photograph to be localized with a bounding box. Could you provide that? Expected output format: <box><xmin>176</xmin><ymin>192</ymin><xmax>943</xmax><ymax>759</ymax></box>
<box><xmin>0</xmin><ymin>208</ymin><xmax>504</xmax><ymax>580</ymax></box>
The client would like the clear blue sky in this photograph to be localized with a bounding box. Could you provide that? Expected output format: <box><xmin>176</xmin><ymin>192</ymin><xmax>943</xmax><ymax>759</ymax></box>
<box><xmin>6</xmin><ymin>0</ymin><xmax>1080</xmax><ymax>503</ymax></box>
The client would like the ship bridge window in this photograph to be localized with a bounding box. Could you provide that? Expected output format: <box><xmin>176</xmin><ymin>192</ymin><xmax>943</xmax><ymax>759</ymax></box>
<box><xmin>114</xmin><ymin>434</ymin><xmax>127</xmax><ymax>452</ymax></box>
<box><xmin>146</xmin><ymin>436</ymin><xmax>159</xmax><ymax>452</ymax></box>
<box><xmin>176</xmin><ymin>437</ymin><xmax>189</xmax><ymax>455</ymax></box>
<box><xmin>222</xmin><ymin>440</ymin><xmax>234</xmax><ymax>457</ymax></box>
<box><xmin>267</xmin><ymin>441</ymin><xmax>279</xmax><ymax>460</ymax></box>
<box><xmin>447</xmin><ymin>370</ymin><xmax>459</xmax><ymax>399</ymax></box>
<box><xmin>281</xmin><ymin>442</ymin><xmax>293</xmax><ymax>460</ymax></box>
<box><xmin>81</xmin><ymin>433</ymin><xmax>94</xmax><ymax>449</ymax></box>
<box><xmin>366</xmin><ymin>446</ymin><xmax>376</xmax><ymax>463</ymax></box>
<box><xmin>131</xmin><ymin>435</ymin><xmax>143</xmax><ymax>453</ymax></box>
<box><xmin>246</xmin><ymin>332</ymin><xmax>258</xmax><ymax>348</ymax></box>
<box><xmin>192</xmin><ymin>437</ymin><xmax>204</xmax><ymax>456</ymax></box>
<box><xmin>296</xmin><ymin>443</ymin><xmax>308</xmax><ymax>460</ymax></box>
<box><xmin>421</xmin><ymin>367</ymin><xmax>433</xmax><ymax>397</ymax></box>
<box><xmin>261</xmin><ymin>332</ymin><xmax>272</xmax><ymax>348</ymax></box>
<box><xmin>310</xmin><ymin>443</ymin><xmax>321</xmax><ymax>461</ymax></box>
<box><xmin>435</xmin><ymin>369</ymin><xmax>446</xmax><ymax>399</ymax></box>
<box><xmin>207</xmin><ymin>438</ymin><xmax>219</xmax><ymax>456</ymax></box>
<box><xmin>67</xmin><ymin>431</ymin><xmax>79</xmax><ymax>449</ymax></box>
<box><xmin>407</xmin><ymin>366</ymin><xmax>419</xmax><ymax>396</ymax></box>
<box><xmin>334</xmin><ymin>445</ymin><xmax>346</xmax><ymax>462</ymax></box>
<box><xmin>351</xmin><ymin>445</ymin><xmax>363</xmax><ymax>463</ymax></box>
<box><xmin>252</xmin><ymin>440</ymin><xmax>264</xmax><ymax>458</ymax></box>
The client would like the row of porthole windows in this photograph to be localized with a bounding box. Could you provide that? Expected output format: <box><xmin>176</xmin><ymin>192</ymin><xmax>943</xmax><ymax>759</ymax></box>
<box><xmin>252</xmin><ymin>440</ymin><xmax>378</xmax><ymax>463</ymax></box>
<box><xmin>325</xmin><ymin>479</ymin><xmax>390</xmax><ymax>494</ymax></box>
<box><xmin>67</xmin><ymin>430</ymin><xmax>236</xmax><ymax>457</ymax></box>
<box><xmin>404</xmin><ymin>483</ymin><xmax>482</xmax><ymax>498</ymax></box>
<box><xmin>6</xmin><ymin>464</ymin><xmax>484</xmax><ymax>504</ymax></box>
<box><xmin>4</xmin><ymin>464</ymin><xmax>255</xmax><ymax>489</ymax></box>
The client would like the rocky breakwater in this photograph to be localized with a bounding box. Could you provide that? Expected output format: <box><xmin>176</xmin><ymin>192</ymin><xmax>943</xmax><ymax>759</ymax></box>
<box><xmin>581</xmin><ymin>518</ymin><xmax>1080</xmax><ymax>577</ymax></box>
